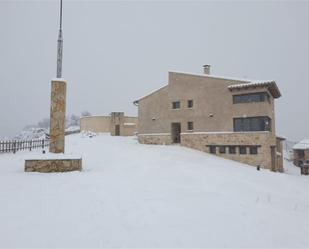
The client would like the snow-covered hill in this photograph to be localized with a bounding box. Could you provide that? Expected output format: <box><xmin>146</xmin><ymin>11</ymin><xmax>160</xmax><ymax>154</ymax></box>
<box><xmin>13</xmin><ymin>126</ymin><xmax>80</xmax><ymax>140</ymax></box>
<box><xmin>0</xmin><ymin>133</ymin><xmax>308</xmax><ymax>248</ymax></box>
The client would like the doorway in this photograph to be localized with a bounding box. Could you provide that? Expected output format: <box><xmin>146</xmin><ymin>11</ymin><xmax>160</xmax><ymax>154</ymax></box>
<box><xmin>171</xmin><ymin>123</ymin><xmax>181</xmax><ymax>143</ymax></box>
<box><xmin>115</xmin><ymin>125</ymin><xmax>120</xmax><ymax>136</ymax></box>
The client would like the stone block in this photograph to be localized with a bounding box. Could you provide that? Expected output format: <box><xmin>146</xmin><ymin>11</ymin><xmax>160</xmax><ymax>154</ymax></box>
<box><xmin>25</xmin><ymin>158</ymin><xmax>82</xmax><ymax>173</ymax></box>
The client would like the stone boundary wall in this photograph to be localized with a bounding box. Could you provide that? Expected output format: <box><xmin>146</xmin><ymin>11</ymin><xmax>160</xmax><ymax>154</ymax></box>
<box><xmin>25</xmin><ymin>158</ymin><xmax>82</xmax><ymax>173</ymax></box>
<box><xmin>181</xmin><ymin>132</ymin><xmax>275</xmax><ymax>169</ymax></box>
<box><xmin>80</xmin><ymin>116</ymin><xmax>111</xmax><ymax>133</ymax></box>
<box><xmin>138</xmin><ymin>134</ymin><xmax>172</xmax><ymax>145</ymax></box>
<box><xmin>80</xmin><ymin>115</ymin><xmax>138</xmax><ymax>136</ymax></box>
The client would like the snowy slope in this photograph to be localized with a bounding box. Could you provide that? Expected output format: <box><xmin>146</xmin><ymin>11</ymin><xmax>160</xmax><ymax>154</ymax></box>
<box><xmin>0</xmin><ymin>133</ymin><xmax>309</xmax><ymax>248</ymax></box>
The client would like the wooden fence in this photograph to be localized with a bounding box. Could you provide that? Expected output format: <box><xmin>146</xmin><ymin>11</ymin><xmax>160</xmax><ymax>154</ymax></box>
<box><xmin>0</xmin><ymin>139</ymin><xmax>49</xmax><ymax>153</ymax></box>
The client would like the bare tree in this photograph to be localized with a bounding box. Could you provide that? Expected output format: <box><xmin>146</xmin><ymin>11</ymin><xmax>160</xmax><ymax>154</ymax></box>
<box><xmin>81</xmin><ymin>111</ymin><xmax>92</xmax><ymax>117</ymax></box>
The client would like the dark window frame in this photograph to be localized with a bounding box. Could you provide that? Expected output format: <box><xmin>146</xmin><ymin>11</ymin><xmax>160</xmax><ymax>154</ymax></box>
<box><xmin>209</xmin><ymin>146</ymin><xmax>216</xmax><ymax>154</ymax></box>
<box><xmin>233</xmin><ymin>92</ymin><xmax>269</xmax><ymax>104</ymax></box>
<box><xmin>219</xmin><ymin>146</ymin><xmax>226</xmax><ymax>154</ymax></box>
<box><xmin>187</xmin><ymin>99</ymin><xmax>193</xmax><ymax>108</ymax></box>
<box><xmin>233</xmin><ymin>116</ymin><xmax>271</xmax><ymax>132</ymax></box>
<box><xmin>172</xmin><ymin>101</ymin><xmax>180</xmax><ymax>109</ymax></box>
<box><xmin>249</xmin><ymin>146</ymin><xmax>258</xmax><ymax>155</ymax></box>
<box><xmin>239</xmin><ymin>146</ymin><xmax>247</xmax><ymax>154</ymax></box>
<box><xmin>187</xmin><ymin>121</ymin><xmax>194</xmax><ymax>131</ymax></box>
<box><xmin>229</xmin><ymin>146</ymin><xmax>236</xmax><ymax>154</ymax></box>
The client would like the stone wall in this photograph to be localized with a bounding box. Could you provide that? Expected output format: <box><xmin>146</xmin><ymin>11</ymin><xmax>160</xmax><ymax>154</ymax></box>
<box><xmin>25</xmin><ymin>158</ymin><xmax>82</xmax><ymax>173</ymax></box>
<box><xmin>181</xmin><ymin>132</ymin><xmax>276</xmax><ymax>169</ymax></box>
<box><xmin>80</xmin><ymin>116</ymin><xmax>111</xmax><ymax>133</ymax></box>
<box><xmin>138</xmin><ymin>134</ymin><xmax>172</xmax><ymax>145</ymax></box>
<box><xmin>137</xmin><ymin>131</ymin><xmax>283</xmax><ymax>171</ymax></box>
<box><xmin>306</xmin><ymin>150</ymin><xmax>309</xmax><ymax>161</ymax></box>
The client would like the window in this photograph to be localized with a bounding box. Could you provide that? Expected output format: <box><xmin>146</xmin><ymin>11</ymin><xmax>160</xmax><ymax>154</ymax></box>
<box><xmin>188</xmin><ymin>100</ymin><xmax>193</xmax><ymax>108</ymax></box>
<box><xmin>187</xmin><ymin>121</ymin><xmax>194</xmax><ymax>131</ymax></box>
<box><xmin>239</xmin><ymin>146</ymin><xmax>247</xmax><ymax>154</ymax></box>
<box><xmin>234</xmin><ymin>116</ymin><xmax>271</xmax><ymax>132</ymax></box>
<box><xmin>172</xmin><ymin>101</ymin><xmax>180</xmax><ymax>109</ymax></box>
<box><xmin>209</xmin><ymin>146</ymin><xmax>216</xmax><ymax>154</ymax></box>
<box><xmin>249</xmin><ymin>146</ymin><xmax>258</xmax><ymax>155</ymax></box>
<box><xmin>233</xmin><ymin>92</ymin><xmax>269</xmax><ymax>104</ymax></box>
<box><xmin>219</xmin><ymin>146</ymin><xmax>226</xmax><ymax>154</ymax></box>
<box><xmin>229</xmin><ymin>146</ymin><xmax>236</xmax><ymax>154</ymax></box>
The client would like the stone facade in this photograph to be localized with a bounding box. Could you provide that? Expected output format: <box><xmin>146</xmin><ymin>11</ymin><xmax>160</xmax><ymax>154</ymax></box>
<box><xmin>135</xmin><ymin>66</ymin><xmax>284</xmax><ymax>171</ymax></box>
<box><xmin>80</xmin><ymin>116</ymin><xmax>111</xmax><ymax>133</ymax></box>
<box><xmin>110</xmin><ymin>112</ymin><xmax>125</xmax><ymax>136</ymax></box>
<box><xmin>138</xmin><ymin>134</ymin><xmax>172</xmax><ymax>145</ymax></box>
<box><xmin>80</xmin><ymin>113</ymin><xmax>138</xmax><ymax>136</ymax></box>
<box><xmin>293</xmin><ymin>149</ymin><xmax>309</xmax><ymax>166</ymax></box>
<box><xmin>49</xmin><ymin>79</ymin><xmax>66</xmax><ymax>153</ymax></box>
<box><xmin>181</xmin><ymin>132</ymin><xmax>281</xmax><ymax>170</ymax></box>
<box><xmin>25</xmin><ymin>158</ymin><xmax>82</xmax><ymax>173</ymax></box>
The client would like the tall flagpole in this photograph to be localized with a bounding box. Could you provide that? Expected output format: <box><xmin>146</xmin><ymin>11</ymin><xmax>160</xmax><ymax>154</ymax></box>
<box><xmin>56</xmin><ymin>0</ymin><xmax>63</xmax><ymax>78</ymax></box>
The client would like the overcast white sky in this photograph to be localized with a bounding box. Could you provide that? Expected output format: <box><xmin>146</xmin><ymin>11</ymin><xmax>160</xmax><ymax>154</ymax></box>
<box><xmin>0</xmin><ymin>0</ymin><xmax>308</xmax><ymax>141</ymax></box>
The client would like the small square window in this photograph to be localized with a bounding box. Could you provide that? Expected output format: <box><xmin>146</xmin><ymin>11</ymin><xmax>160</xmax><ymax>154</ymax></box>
<box><xmin>239</xmin><ymin>146</ymin><xmax>247</xmax><ymax>154</ymax></box>
<box><xmin>187</xmin><ymin>121</ymin><xmax>194</xmax><ymax>131</ymax></box>
<box><xmin>219</xmin><ymin>146</ymin><xmax>226</xmax><ymax>154</ymax></box>
<box><xmin>229</xmin><ymin>146</ymin><xmax>236</xmax><ymax>154</ymax></box>
<box><xmin>209</xmin><ymin>146</ymin><xmax>216</xmax><ymax>154</ymax></box>
<box><xmin>188</xmin><ymin>100</ymin><xmax>193</xmax><ymax>108</ymax></box>
<box><xmin>250</xmin><ymin>146</ymin><xmax>258</xmax><ymax>155</ymax></box>
<box><xmin>172</xmin><ymin>101</ymin><xmax>180</xmax><ymax>109</ymax></box>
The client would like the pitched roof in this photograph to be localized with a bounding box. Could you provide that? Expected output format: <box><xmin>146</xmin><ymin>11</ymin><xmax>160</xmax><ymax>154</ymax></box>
<box><xmin>133</xmin><ymin>71</ymin><xmax>281</xmax><ymax>104</ymax></box>
<box><xmin>228</xmin><ymin>81</ymin><xmax>281</xmax><ymax>98</ymax></box>
<box><xmin>293</xmin><ymin>139</ymin><xmax>309</xmax><ymax>150</ymax></box>
<box><xmin>133</xmin><ymin>85</ymin><xmax>168</xmax><ymax>104</ymax></box>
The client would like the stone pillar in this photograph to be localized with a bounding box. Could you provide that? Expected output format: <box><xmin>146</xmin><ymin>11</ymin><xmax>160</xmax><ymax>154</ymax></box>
<box><xmin>49</xmin><ymin>79</ymin><xmax>66</xmax><ymax>153</ymax></box>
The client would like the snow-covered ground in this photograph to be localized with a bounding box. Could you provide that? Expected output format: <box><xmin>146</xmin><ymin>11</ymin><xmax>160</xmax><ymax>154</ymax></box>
<box><xmin>0</xmin><ymin>133</ymin><xmax>309</xmax><ymax>248</ymax></box>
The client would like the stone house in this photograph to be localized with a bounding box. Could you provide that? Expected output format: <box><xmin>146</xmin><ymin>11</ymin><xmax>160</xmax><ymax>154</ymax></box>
<box><xmin>293</xmin><ymin>139</ymin><xmax>309</xmax><ymax>167</ymax></box>
<box><xmin>80</xmin><ymin>112</ymin><xmax>137</xmax><ymax>136</ymax></box>
<box><xmin>134</xmin><ymin>65</ymin><xmax>284</xmax><ymax>171</ymax></box>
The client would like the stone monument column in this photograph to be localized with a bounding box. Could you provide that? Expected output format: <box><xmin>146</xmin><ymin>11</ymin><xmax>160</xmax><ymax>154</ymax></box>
<box><xmin>24</xmin><ymin>0</ymin><xmax>82</xmax><ymax>173</ymax></box>
<box><xmin>49</xmin><ymin>79</ymin><xmax>66</xmax><ymax>153</ymax></box>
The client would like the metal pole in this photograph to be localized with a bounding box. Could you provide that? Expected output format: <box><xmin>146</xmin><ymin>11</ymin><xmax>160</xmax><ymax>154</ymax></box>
<box><xmin>56</xmin><ymin>0</ymin><xmax>63</xmax><ymax>78</ymax></box>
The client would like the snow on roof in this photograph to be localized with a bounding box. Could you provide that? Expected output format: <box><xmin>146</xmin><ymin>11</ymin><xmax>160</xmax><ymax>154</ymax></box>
<box><xmin>228</xmin><ymin>81</ymin><xmax>281</xmax><ymax>98</ymax></box>
<box><xmin>24</xmin><ymin>154</ymin><xmax>82</xmax><ymax>160</ymax></box>
<box><xmin>293</xmin><ymin>139</ymin><xmax>309</xmax><ymax>150</ymax></box>
<box><xmin>134</xmin><ymin>71</ymin><xmax>281</xmax><ymax>102</ymax></box>
<box><xmin>169</xmin><ymin>71</ymin><xmax>254</xmax><ymax>83</ymax></box>
<box><xmin>51</xmin><ymin>78</ymin><xmax>66</xmax><ymax>82</ymax></box>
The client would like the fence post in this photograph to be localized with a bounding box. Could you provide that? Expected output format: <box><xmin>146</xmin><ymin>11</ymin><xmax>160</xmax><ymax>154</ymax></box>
<box><xmin>13</xmin><ymin>140</ymin><xmax>16</xmax><ymax>154</ymax></box>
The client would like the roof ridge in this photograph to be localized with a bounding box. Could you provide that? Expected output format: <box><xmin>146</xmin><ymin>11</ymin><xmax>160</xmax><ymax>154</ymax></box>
<box><xmin>169</xmin><ymin>71</ymin><xmax>274</xmax><ymax>83</ymax></box>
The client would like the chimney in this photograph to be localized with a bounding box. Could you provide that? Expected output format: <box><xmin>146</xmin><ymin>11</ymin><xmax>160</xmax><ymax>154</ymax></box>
<box><xmin>203</xmin><ymin>64</ymin><xmax>210</xmax><ymax>75</ymax></box>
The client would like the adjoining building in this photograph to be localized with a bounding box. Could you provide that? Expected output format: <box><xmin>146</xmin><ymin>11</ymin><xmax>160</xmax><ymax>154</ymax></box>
<box><xmin>80</xmin><ymin>112</ymin><xmax>137</xmax><ymax>136</ymax></box>
<box><xmin>134</xmin><ymin>65</ymin><xmax>284</xmax><ymax>171</ymax></box>
<box><xmin>293</xmin><ymin>140</ymin><xmax>309</xmax><ymax>167</ymax></box>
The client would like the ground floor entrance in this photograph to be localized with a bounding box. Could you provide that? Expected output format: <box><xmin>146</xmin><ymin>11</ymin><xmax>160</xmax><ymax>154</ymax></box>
<box><xmin>171</xmin><ymin>122</ymin><xmax>181</xmax><ymax>143</ymax></box>
<box><xmin>115</xmin><ymin>125</ymin><xmax>120</xmax><ymax>136</ymax></box>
